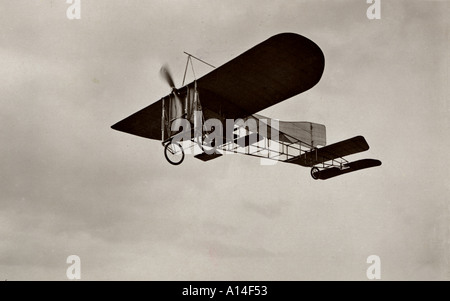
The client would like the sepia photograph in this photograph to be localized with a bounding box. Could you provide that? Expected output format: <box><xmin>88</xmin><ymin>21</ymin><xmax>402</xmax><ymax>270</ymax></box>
<box><xmin>0</xmin><ymin>0</ymin><xmax>448</xmax><ymax>283</ymax></box>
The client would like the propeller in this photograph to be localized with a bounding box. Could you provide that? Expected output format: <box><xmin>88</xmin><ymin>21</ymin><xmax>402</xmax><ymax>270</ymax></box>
<box><xmin>160</xmin><ymin>64</ymin><xmax>176</xmax><ymax>91</ymax></box>
<box><xmin>160</xmin><ymin>64</ymin><xmax>183</xmax><ymax>131</ymax></box>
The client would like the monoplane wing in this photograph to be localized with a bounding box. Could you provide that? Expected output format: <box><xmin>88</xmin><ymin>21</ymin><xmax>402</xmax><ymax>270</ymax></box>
<box><xmin>193</xmin><ymin>32</ymin><xmax>325</xmax><ymax>119</ymax></box>
<box><xmin>111</xmin><ymin>100</ymin><xmax>162</xmax><ymax>140</ymax></box>
<box><xmin>111</xmin><ymin>33</ymin><xmax>325</xmax><ymax>140</ymax></box>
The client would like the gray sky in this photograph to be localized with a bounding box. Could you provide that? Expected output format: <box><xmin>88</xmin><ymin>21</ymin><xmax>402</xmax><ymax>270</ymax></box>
<box><xmin>0</xmin><ymin>0</ymin><xmax>448</xmax><ymax>280</ymax></box>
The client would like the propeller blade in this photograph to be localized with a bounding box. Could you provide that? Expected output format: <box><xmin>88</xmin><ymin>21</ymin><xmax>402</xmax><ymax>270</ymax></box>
<box><xmin>160</xmin><ymin>64</ymin><xmax>176</xmax><ymax>90</ymax></box>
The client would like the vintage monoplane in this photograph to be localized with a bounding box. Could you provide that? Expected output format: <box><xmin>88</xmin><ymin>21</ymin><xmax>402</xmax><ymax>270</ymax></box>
<box><xmin>111</xmin><ymin>33</ymin><xmax>381</xmax><ymax>180</ymax></box>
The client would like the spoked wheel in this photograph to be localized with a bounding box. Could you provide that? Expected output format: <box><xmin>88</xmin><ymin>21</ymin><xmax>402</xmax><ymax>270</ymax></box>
<box><xmin>310</xmin><ymin>167</ymin><xmax>320</xmax><ymax>180</ymax></box>
<box><xmin>164</xmin><ymin>140</ymin><xmax>185</xmax><ymax>165</ymax></box>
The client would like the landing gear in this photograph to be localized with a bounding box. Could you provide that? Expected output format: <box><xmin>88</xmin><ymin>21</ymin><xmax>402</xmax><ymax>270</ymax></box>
<box><xmin>311</xmin><ymin>167</ymin><xmax>320</xmax><ymax>180</ymax></box>
<box><xmin>164</xmin><ymin>140</ymin><xmax>185</xmax><ymax>165</ymax></box>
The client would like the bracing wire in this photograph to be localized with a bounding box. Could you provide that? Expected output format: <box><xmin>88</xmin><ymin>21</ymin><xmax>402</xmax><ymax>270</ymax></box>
<box><xmin>181</xmin><ymin>52</ymin><xmax>216</xmax><ymax>86</ymax></box>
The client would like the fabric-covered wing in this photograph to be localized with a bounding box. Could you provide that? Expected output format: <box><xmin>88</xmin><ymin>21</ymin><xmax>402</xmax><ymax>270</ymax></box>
<box><xmin>287</xmin><ymin>136</ymin><xmax>369</xmax><ymax>167</ymax></box>
<box><xmin>194</xmin><ymin>32</ymin><xmax>325</xmax><ymax>119</ymax></box>
<box><xmin>111</xmin><ymin>100</ymin><xmax>162</xmax><ymax>140</ymax></box>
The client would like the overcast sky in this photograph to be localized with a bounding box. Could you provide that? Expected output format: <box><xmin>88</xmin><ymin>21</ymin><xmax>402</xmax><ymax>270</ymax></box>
<box><xmin>0</xmin><ymin>0</ymin><xmax>448</xmax><ymax>280</ymax></box>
